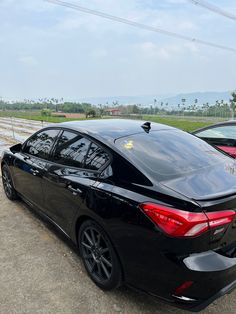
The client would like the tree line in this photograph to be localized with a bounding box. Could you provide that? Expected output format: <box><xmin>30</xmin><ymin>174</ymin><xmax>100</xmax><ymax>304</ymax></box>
<box><xmin>0</xmin><ymin>92</ymin><xmax>235</xmax><ymax>118</ymax></box>
<box><xmin>0</xmin><ymin>99</ymin><xmax>93</xmax><ymax>113</ymax></box>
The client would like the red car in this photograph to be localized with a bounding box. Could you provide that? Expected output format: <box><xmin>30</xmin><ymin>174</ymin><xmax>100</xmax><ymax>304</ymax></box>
<box><xmin>193</xmin><ymin>121</ymin><xmax>236</xmax><ymax>158</ymax></box>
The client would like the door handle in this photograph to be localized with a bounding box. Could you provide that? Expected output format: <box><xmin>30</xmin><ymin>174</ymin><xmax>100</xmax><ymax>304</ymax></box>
<box><xmin>24</xmin><ymin>155</ymin><xmax>30</xmax><ymax>161</ymax></box>
<box><xmin>68</xmin><ymin>185</ymin><xmax>83</xmax><ymax>195</ymax></box>
<box><xmin>30</xmin><ymin>169</ymin><xmax>40</xmax><ymax>176</ymax></box>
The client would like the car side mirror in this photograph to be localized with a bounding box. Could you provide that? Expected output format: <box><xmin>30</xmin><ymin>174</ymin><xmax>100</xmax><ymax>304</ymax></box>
<box><xmin>10</xmin><ymin>143</ymin><xmax>23</xmax><ymax>153</ymax></box>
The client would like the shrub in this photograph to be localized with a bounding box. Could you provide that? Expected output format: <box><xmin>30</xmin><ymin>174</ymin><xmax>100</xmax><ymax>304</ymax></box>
<box><xmin>41</xmin><ymin>109</ymin><xmax>52</xmax><ymax>116</ymax></box>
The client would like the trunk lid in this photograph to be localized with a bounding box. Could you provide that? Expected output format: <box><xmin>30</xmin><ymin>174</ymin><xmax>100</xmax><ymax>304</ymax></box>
<box><xmin>161</xmin><ymin>164</ymin><xmax>236</xmax><ymax>249</ymax></box>
<box><xmin>161</xmin><ymin>162</ymin><xmax>236</xmax><ymax>201</ymax></box>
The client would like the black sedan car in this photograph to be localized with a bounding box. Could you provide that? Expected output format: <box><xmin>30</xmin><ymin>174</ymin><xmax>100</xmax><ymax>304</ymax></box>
<box><xmin>193</xmin><ymin>120</ymin><xmax>236</xmax><ymax>158</ymax></box>
<box><xmin>1</xmin><ymin>119</ymin><xmax>236</xmax><ymax>311</ymax></box>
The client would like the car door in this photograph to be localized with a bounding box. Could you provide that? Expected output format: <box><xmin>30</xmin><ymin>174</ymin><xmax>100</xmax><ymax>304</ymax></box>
<box><xmin>42</xmin><ymin>130</ymin><xmax>110</xmax><ymax>234</ymax></box>
<box><xmin>12</xmin><ymin>128</ymin><xmax>60</xmax><ymax>210</ymax></box>
<box><xmin>194</xmin><ymin>124</ymin><xmax>236</xmax><ymax>158</ymax></box>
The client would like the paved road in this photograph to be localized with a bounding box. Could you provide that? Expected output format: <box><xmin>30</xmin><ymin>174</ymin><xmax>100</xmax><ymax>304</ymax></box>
<box><xmin>0</xmin><ymin>183</ymin><xmax>236</xmax><ymax>314</ymax></box>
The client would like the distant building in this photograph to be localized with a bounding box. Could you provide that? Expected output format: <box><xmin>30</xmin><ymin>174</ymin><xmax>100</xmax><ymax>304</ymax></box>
<box><xmin>104</xmin><ymin>108</ymin><xmax>121</xmax><ymax>116</ymax></box>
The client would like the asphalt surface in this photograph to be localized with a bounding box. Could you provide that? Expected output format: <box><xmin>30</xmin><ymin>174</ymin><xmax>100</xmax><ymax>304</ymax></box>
<box><xmin>0</xmin><ymin>183</ymin><xmax>236</xmax><ymax>314</ymax></box>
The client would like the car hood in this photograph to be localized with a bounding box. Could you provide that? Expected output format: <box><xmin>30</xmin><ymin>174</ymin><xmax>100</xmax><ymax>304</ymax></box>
<box><xmin>161</xmin><ymin>160</ymin><xmax>236</xmax><ymax>201</ymax></box>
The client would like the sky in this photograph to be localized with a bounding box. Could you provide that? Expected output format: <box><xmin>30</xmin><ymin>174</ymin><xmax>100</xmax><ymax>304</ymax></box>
<box><xmin>0</xmin><ymin>0</ymin><xmax>236</xmax><ymax>100</ymax></box>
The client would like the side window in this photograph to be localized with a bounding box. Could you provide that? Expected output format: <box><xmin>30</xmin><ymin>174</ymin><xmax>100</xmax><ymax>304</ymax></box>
<box><xmin>196</xmin><ymin>126</ymin><xmax>236</xmax><ymax>140</ymax></box>
<box><xmin>85</xmin><ymin>143</ymin><xmax>110</xmax><ymax>171</ymax></box>
<box><xmin>23</xmin><ymin>129</ymin><xmax>59</xmax><ymax>159</ymax></box>
<box><xmin>53</xmin><ymin>131</ymin><xmax>91</xmax><ymax>168</ymax></box>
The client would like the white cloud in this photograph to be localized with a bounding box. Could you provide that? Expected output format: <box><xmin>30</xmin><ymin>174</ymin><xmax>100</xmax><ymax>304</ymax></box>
<box><xmin>90</xmin><ymin>49</ymin><xmax>108</xmax><ymax>59</ymax></box>
<box><xmin>54</xmin><ymin>0</ymin><xmax>199</xmax><ymax>37</ymax></box>
<box><xmin>19</xmin><ymin>56</ymin><xmax>38</xmax><ymax>67</ymax></box>
<box><xmin>0</xmin><ymin>0</ymin><xmax>54</xmax><ymax>12</ymax></box>
<box><xmin>138</xmin><ymin>40</ymin><xmax>200</xmax><ymax>60</ymax></box>
<box><xmin>139</xmin><ymin>42</ymin><xmax>170</xmax><ymax>59</ymax></box>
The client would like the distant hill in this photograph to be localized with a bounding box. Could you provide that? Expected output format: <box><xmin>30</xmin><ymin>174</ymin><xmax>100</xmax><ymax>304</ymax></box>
<box><xmin>78</xmin><ymin>94</ymin><xmax>173</xmax><ymax>106</ymax></box>
<box><xmin>159</xmin><ymin>91</ymin><xmax>232</xmax><ymax>109</ymax></box>
<box><xmin>78</xmin><ymin>91</ymin><xmax>233</xmax><ymax>108</ymax></box>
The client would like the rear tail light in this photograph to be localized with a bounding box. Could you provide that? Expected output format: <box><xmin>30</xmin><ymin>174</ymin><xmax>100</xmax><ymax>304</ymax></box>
<box><xmin>140</xmin><ymin>203</ymin><xmax>236</xmax><ymax>238</ymax></box>
<box><xmin>206</xmin><ymin>211</ymin><xmax>236</xmax><ymax>228</ymax></box>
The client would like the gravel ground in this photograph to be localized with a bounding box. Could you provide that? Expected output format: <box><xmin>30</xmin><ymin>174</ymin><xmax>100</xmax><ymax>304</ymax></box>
<box><xmin>0</xmin><ymin>117</ymin><xmax>50</xmax><ymax>156</ymax></box>
<box><xmin>0</xmin><ymin>117</ymin><xmax>236</xmax><ymax>314</ymax></box>
<box><xmin>1</xmin><ymin>182</ymin><xmax>236</xmax><ymax>314</ymax></box>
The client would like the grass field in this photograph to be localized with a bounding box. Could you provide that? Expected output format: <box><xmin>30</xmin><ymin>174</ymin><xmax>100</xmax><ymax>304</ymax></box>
<box><xmin>0</xmin><ymin>111</ymin><xmax>81</xmax><ymax>123</ymax></box>
<box><xmin>0</xmin><ymin>110</ymin><xmax>215</xmax><ymax>132</ymax></box>
<box><xmin>145</xmin><ymin>116</ymin><xmax>213</xmax><ymax>132</ymax></box>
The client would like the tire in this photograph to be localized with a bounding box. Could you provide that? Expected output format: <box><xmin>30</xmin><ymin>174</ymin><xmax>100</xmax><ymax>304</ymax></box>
<box><xmin>1</xmin><ymin>164</ymin><xmax>18</xmax><ymax>200</ymax></box>
<box><xmin>78</xmin><ymin>219</ymin><xmax>122</xmax><ymax>290</ymax></box>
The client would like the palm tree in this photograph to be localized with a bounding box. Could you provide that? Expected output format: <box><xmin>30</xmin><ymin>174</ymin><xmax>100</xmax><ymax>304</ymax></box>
<box><xmin>206</xmin><ymin>103</ymin><xmax>209</xmax><ymax>116</ymax></box>
<box><xmin>177</xmin><ymin>104</ymin><xmax>181</xmax><ymax>116</ymax></box>
<box><xmin>153</xmin><ymin>99</ymin><xmax>157</xmax><ymax>115</ymax></box>
<box><xmin>214</xmin><ymin>100</ymin><xmax>218</xmax><ymax>117</ymax></box>
<box><xmin>220</xmin><ymin>102</ymin><xmax>224</xmax><ymax>118</ymax></box>
<box><xmin>230</xmin><ymin>92</ymin><xmax>236</xmax><ymax>119</ymax></box>
<box><xmin>181</xmin><ymin>98</ymin><xmax>186</xmax><ymax>116</ymax></box>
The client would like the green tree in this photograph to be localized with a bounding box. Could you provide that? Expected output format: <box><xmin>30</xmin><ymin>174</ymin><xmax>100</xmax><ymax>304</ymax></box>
<box><xmin>132</xmin><ymin>105</ymin><xmax>140</xmax><ymax>114</ymax></box>
<box><xmin>41</xmin><ymin>109</ymin><xmax>52</xmax><ymax>116</ymax></box>
<box><xmin>86</xmin><ymin>109</ymin><xmax>96</xmax><ymax>118</ymax></box>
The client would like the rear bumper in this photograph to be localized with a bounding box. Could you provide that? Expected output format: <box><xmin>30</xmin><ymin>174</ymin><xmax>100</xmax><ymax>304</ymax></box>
<box><xmin>183</xmin><ymin>250</ymin><xmax>236</xmax><ymax>272</ymax></box>
<box><xmin>190</xmin><ymin>278</ymin><xmax>236</xmax><ymax>312</ymax></box>
<box><xmin>129</xmin><ymin>249</ymin><xmax>236</xmax><ymax>312</ymax></box>
<box><xmin>171</xmin><ymin>250</ymin><xmax>236</xmax><ymax>311</ymax></box>
<box><xmin>129</xmin><ymin>276</ymin><xmax>236</xmax><ymax>312</ymax></box>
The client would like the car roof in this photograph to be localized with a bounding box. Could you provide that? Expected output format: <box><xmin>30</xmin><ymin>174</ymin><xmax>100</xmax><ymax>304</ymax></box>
<box><xmin>55</xmin><ymin>119</ymin><xmax>175</xmax><ymax>143</ymax></box>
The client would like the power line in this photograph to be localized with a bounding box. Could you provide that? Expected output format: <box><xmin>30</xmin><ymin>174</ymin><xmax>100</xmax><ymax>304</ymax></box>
<box><xmin>45</xmin><ymin>0</ymin><xmax>236</xmax><ymax>53</ymax></box>
<box><xmin>188</xmin><ymin>0</ymin><xmax>236</xmax><ymax>21</ymax></box>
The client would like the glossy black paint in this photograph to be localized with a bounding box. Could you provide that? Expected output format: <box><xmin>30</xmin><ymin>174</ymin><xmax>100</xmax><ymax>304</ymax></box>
<box><xmin>2</xmin><ymin>119</ymin><xmax>236</xmax><ymax>311</ymax></box>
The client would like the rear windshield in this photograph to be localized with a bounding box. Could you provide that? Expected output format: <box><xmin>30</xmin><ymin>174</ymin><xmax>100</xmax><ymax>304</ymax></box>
<box><xmin>115</xmin><ymin>130</ymin><xmax>231</xmax><ymax>181</ymax></box>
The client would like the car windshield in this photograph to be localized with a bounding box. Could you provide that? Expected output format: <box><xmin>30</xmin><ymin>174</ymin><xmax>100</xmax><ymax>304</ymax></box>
<box><xmin>115</xmin><ymin>130</ymin><xmax>232</xmax><ymax>181</ymax></box>
<box><xmin>195</xmin><ymin>125</ymin><xmax>236</xmax><ymax>140</ymax></box>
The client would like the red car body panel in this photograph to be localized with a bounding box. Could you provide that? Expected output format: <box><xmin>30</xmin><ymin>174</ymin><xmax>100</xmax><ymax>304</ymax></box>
<box><xmin>217</xmin><ymin>146</ymin><xmax>236</xmax><ymax>158</ymax></box>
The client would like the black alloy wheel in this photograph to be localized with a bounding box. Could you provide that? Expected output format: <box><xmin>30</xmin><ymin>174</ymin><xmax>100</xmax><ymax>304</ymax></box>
<box><xmin>79</xmin><ymin>220</ymin><xmax>122</xmax><ymax>290</ymax></box>
<box><xmin>2</xmin><ymin>165</ymin><xmax>18</xmax><ymax>200</ymax></box>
